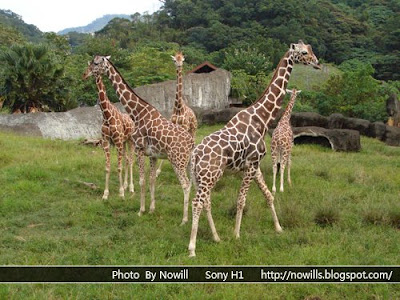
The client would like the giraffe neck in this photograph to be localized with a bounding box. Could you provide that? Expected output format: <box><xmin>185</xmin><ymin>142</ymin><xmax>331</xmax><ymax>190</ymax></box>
<box><xmin>173</xmin><ymin>66</ymin><xmax>184</xmax><ymax>115</ymax></box>
<box><xmin>95</xmin><ymin>76</ymin><xmax>110</xmax><ymax>112</ymax></box>
<box><xmin>105</xmin><ymin>60</ymin><xmax>158</xmax><ymax>122</ymax></box>
<box><xmin>280</xmin><ymin>94</ymin><xmax>297</xmax><ymax>124</ymax></box>
<box><xmin>253</xmin><ymin>50</ymin><xmax>294</xmax><ymax>127</ymax></box>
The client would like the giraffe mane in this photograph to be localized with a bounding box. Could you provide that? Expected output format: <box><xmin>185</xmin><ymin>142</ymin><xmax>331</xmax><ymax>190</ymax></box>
<box><xmin>252</xmin><ymin>50</ymin><xmax>291</xmax><ymax>105</ymax></box>
<box><xmin>105</xmin><ymin>58</ymin><xmax>158</xmax><ymax>111</ymax></box>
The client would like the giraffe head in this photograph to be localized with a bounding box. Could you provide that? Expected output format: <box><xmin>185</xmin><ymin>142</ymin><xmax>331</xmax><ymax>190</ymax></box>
<box><xmin>171</xmin><ymin>51</ymin><xmax>185</xmax><ymax>68</ymax></box>
<box><xmin>82</xmin><ymin>55</ymin><xmax>111</xmax><ymax>80</ymax></box>
<box><xmin>286</xmin><ymin>89</ymin><xmax>302</xmax><ymax>96</ymax></box>
<box><xmin>290</xmin><ymin>40</ymin><xmax>321</xmax><ymax>69</ymax></box>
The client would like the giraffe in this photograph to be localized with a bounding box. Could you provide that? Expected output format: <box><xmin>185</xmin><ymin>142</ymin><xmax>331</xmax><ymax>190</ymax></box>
<box><xmin>83</xmin><ymin>64</ymin><xmax>135</xmax><ymax>200</ymax></box>
<box><xmin>85</xmin><ymin>55</ymin><xmax>194</xmax><ymax>224</ymax></box>
<box><xmin>156</xmin><ymin>51</ymin><xmax>198</xmax><ymax>177</ymax></box>
<box><xmin>188</xmin><ymin>40</ymin><xmax>320</xmax><ymax>257</ymax></box>
<box><xmin>271</xmin><ymin>88</ymin><xmax>301</xmax><ymax>194</ymax></box>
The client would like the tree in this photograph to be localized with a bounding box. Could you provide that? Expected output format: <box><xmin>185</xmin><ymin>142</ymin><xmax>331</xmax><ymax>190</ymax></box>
<box><xmin>1</xmin><ymin>43</ymin><xmax>75</xmax><ymax>113</ymax></box>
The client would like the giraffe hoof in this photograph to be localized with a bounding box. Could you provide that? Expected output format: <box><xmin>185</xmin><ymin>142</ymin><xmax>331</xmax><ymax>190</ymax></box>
<box><xmin>214</xmin><ymin>236</ymin><xmax>221</xmax><ymax>242</ymax></box>
<box><xmin>276</xmin><ymin>226</ymin><xmax>283</xmax><ymax>233</ymax></box>
<box><xmin>156</xmin><ymin>170</ymin><xmax>161</xmax><ymax>178</ymax></box>
<box><xmin>138</xmin><ymin>211</ymin><xmax>144</xmax><ymax>217</ymax></box>
<box><xmin>188</xmin><ymin>250</ymin><xmax>196</xmax><ymax>257</ymax></box>
<box><xmin>180</xmin><ymin>220</ymin><xmax>188</xmax><ymax>226</ymax></box>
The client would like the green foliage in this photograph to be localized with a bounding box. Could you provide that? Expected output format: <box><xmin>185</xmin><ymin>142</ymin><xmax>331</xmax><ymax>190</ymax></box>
<box><xmin>317</xmin><ymin>62</ymin><xmax>387</xmax><ymax>121</ymax></box>
<box><xmin>0</xmin><ymin>43</ymin><xmax>75</xmax><ymax>112</ymax></box>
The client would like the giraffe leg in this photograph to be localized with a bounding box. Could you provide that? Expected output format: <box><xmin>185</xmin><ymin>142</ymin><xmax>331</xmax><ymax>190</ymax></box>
<box><xmin>116</xmin><ymin>141</ymin><xmax>125</xmax><ymax>199</ymax></box>
<box><xmin>125</xmin><ymin>139</ymin><xmax>135</xmax><ymax>194</ymax></box>
<box><xmin>280</xmin><ymin>162</ymin><xmax>286</xmax><ymax>193</ymax></box>
<box><xmin>123</xmin><ymin>143</ymin><xmax>129</xmax><ymax>191</ymax></box>
<box><xmin>137</xmin><ymin>150</ymin><xmax>146</xmax><ymax>216</ymax></box>
<box><xmin>149</xmin><ymin>157</ymin><xmax>157</xmax><ymax>213</ymax></box>
<box><xmin>254</xmin><ymin>168</ymin><xmax>283</xmax><ymax>233</ymax></box>
<box><xmin>234</xmin><ymin>166</ymin><xmax>257</xmax><ymax>239</ymax></box>
<box><xmin>172</xmin><ymin>165</ymin><xmax>192</xmax><ymax>226</ymax></box>
<box><xmin>287</xmin><ymin>154</ymin><xmax>292</xmax><ymax>187</ymax></box>
<box><xmin>102</xmin><ymin>138</ymin><xmax>111</xmax><ymax>200</ymax></box>
<box><xmin>189</xmin><ymin>187</ymin><xmax>214</xmax><ymax>257</ymax></box>
<box><xmin>204</xmin><ymin>195</ymin><xmax>220</xmax><ymax>242</ymax></box>
<box><xmin>156</xmin><ymin>160</ymin><xmax>163</xmax><ymax>178</ymax></box>
<box><xmin>272</xmin><ymin>162</ymin><xmax>277</xmax><ymax>194</ymax></box>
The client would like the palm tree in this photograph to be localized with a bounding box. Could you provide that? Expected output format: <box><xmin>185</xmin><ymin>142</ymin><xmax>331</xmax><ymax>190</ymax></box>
<box><xmin>1</xmin><ymin>43</ymin><xmax>68</xmax><ymax>113</ymax></box>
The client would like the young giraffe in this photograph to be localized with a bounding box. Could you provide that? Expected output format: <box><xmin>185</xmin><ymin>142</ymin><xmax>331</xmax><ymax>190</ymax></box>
<box><xmin>83</xmin><ymin>65</ymin><xmax>135</xmax><ymax>200</ymax></box>
<box><xmin>188</xmin><ymin>40</ymin><xmax>320</xmax><ymax>257</ymax></box>
<box><xmin>156</xmin><ymin>51</ymin><xmax>198</xmax><ymax>177</ymax></box>
<box><xmin>86</xmin><ymin>55</ymin><xmax>194</xmax><ymax>224</ymax></box>
<box><xmin>271</xmin><ymin>88</ymin><xmax>301</xmax><ymax>194</ymax></box>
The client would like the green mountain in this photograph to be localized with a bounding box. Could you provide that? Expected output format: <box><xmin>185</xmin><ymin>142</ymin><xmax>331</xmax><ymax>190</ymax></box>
<box><xmin>58</xmin><ymin>14</ymin><xmax>131</xmax><ymax>35</ymax></box>
<box><xmin>0</xmin><ymin>9</ymin><xmax>43</xmax><ymax>42</ymax></box>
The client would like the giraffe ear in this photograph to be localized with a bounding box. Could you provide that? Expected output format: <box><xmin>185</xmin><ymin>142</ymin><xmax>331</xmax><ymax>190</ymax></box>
<box><xmin>290</xmin><ymin>43</ymin><xmax>296</xmax><ymax>50</ymax></box>
<box><xmin>297</xmin><ymin>90</ymin><xmax>302</xmax><ymax>94</ymax></box>
<box><xmin>87</xmin><ymin>61</ymin><xmax>90</xmax><ymax>66</ymax></box>
<box><xmin>171</xmin><ymin>55</ymin><xmax>176</xmax><ymax>61</ymax></box>
<box><xmin>286</xmin><ymin>89</ymin><xmax>293</xmax><ymax>94</ymax></box>
<box><xmin>105</xmin><ymin>56</ymin><xmax>111</xmax><ymax>60</ymax></box>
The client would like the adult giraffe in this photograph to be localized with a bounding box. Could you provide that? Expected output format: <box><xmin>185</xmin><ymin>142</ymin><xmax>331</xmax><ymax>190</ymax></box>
<box><xmin>188</xmin><ymin>40</ymin><xmax>321</xmax><ymax>257</ymax></box>
<box><xmin>85</xmin><ymin>56</ymin><xmax>194</xmax><ymax>224</ymax></box>
<box><xmin>83</xmin><ymin>66</ymin><xmax>135</xmax><ymax>200</ymax></box>
<box><xmin>156</xmin><ymin>51</ymin><xmax>198</xmax><ymax>177</ymax></box>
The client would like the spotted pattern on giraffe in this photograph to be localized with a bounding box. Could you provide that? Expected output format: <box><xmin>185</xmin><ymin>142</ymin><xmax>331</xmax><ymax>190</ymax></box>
<box><xmin>188</xmin><ymin>40</ymin><xmax>320</xmax><ymax>257</ymax></box>
<box><xmin>86</xmin><ymin>55</ymin><xmax>194</xmax><ymax>224</ymax></box>
<box><xmin>271</xmin><ymin>89</ymin><xmax>301</xmax><ymax>194</ymax></box>
<box><xmin>83</xmin><ymin>65</ymin><xmax>135</xmax><ymax>200</ymax></box>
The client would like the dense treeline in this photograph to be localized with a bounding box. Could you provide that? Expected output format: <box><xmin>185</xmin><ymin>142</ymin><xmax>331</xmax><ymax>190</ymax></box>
<box><xmin>0</xmin><ymin>1</ymin><xmax>399</xmax><ymax>122</ymax></box>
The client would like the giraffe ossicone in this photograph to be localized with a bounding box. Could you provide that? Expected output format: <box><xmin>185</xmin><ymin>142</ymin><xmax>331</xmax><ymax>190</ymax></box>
<box><xmin>86</xmin><ymin>55</ymin><xmax>194</xmax><ymax>224</ymax></box>
<box><xmin>188</xmin><ymin>40</ymin><xmax>320</xmax><ymax>257</ymax></box>
<box><xmin>271</xmin><ymin>88</ymin><xmax>302</xmax><ymax>194</ymax></box>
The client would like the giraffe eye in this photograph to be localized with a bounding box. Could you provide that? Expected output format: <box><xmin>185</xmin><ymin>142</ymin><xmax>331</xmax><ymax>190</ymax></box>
<box><xmin>301</xmin><ymin>50</ymin><xmax>308</xmax><ymax>55</ymax></box>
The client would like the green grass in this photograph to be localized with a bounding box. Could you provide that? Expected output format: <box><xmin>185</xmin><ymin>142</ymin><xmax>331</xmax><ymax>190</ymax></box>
<box><xmin>288</xmin><ymin>63</ymin><xmax>341</xmax><ymax>91</ymax></box>
<box><xmin>1</xmin><ymin>126</ymin><xmax>400</xmax><ymax>298</ymax></box>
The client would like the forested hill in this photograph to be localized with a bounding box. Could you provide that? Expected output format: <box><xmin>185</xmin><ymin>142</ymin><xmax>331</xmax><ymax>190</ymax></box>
<box><xmin>0</xmin><ymin>1</ymin><xmax>399</xmax><ymax>120</ymax></box>
<box><xmin>0</xmin><ymin>9</ymin><xmax>43</xmax><ymax>42</ymax></box>
<box><xmin>58</xmin><ymin>14</ymin><xmax>131</xmax><ymax>35</ymax></box>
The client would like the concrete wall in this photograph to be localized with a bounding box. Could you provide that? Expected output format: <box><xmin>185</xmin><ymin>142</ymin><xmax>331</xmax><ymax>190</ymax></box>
<box><xmin>134</xmin><ymin>69</ymin><xmax>231</xmax><ymax>118</ymax></box>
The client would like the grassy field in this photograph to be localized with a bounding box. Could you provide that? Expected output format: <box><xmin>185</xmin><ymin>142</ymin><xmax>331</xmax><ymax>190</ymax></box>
<box><xmin>0</xmin><ymin>125</ymin><xmax>400</xmax><ymax>298</ymax></box>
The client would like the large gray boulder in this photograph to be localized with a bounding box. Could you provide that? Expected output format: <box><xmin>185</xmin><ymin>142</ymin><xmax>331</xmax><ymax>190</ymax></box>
<box><xmin>384</xmin><ymin>126</ymin><xmax>400</xmax><ymax>146</ymax></box>
<box><xmin>291</xmin><ymin>112</ymin><xmax>329</xmax><ymax>128</ymax></box>
<box><xmin>201</xmin><ymin>107</ymin><xmax>243</xmax><ymax>125</ymax></box>
<box><xmin>0</xmin><ymin>106</ymin><xmax>103</xmax><ymax>140</ymax></box>
<box><xmin>292</xmin><ymin>126</ymin><xmax>361</xmax><ymax>151</ymax></box>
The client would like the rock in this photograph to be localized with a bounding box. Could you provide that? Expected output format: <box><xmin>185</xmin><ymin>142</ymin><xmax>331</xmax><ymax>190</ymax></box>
<box><xmin>291</xmin><ymin>112</ymin><xmax>329</xmax><ymax>128</ymax></box>
<box><xmin>327</xmin><ymin>113</ymin><xmax>347</xmax><ymax>129</ymax></box>
<box><xmin>201</xmin><ymin>107</ymin><xmax>243</xmax><ymax>125</ymax></box>
<box><xmin>292</xmin><ymin>126</ymin><xmax>361</xmax><ymax>151</ymax></box>
<box><xmin>328</xmin><ymin>113</ymin><xmax>370</xmax><ymax>136</ymax></box>
<box><xmin>384</xmin><ymin>126</ymin><xmax>400</xmax><ymax>146</ymax></box>
<box><xmin>0</xmin><ymin>106</ymin><xmax>103</xmax><ymax>140</ymax></box>
<box><xmin>366</xmin><ymin>121</ymin><xmax>386</xmax><ymax>140</ymax></box>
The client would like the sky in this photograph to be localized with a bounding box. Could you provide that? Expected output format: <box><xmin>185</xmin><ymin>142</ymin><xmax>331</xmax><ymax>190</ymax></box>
<box><xmin>2</xmin><ymin>0</ymin><xmax>162</xmax><ymax>32</ymax></box>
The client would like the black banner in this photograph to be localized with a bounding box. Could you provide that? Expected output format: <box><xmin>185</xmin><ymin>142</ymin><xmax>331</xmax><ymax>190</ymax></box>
<box><xmin>0</xmin><ymin>266</ymin><xmax>399</xmax><ymax>283</ymax></box>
